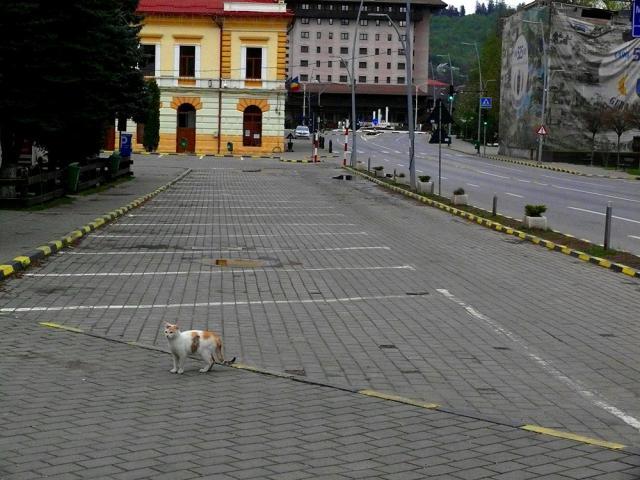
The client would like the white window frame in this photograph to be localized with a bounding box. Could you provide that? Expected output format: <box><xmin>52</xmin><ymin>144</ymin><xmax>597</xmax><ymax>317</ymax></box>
<box><xmin>241</xmin><ymin>46</ymin><xmax>267</xmax><ymax>80</ymax></box>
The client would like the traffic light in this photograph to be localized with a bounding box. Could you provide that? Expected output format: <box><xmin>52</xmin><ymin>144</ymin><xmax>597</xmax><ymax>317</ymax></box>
<box><xmin>448</xmin><ymin>84</ymin><xmax>455</xmax><ymax>101</ymax></box>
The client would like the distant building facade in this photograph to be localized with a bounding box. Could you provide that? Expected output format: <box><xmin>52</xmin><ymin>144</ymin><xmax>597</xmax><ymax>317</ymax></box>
<box><xmin>500</xmin><ymin>1</ymin><xmax>640</xmax><ymax>162</ymax></box>
<box><xmin>285</xmin><ymin>0</ymin><xmax>445</xmax><ymax>128</ymax></box>
<box><xmin>125</xmin><ymin>0</ymin><xmax>291</xmax><ymax>155</ymax></box>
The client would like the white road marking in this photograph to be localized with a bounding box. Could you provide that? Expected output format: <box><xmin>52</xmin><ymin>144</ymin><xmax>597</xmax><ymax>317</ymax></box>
<box><xmin>477</xmin><ymin>170</ymin><xmax>510</xmax><ymax>179</ymax></box>
<box><xmin>144</xmin><ymin>206</ymin><xmax>335</xmax><ymax>210</ymax></box>
<box><xmin>567</xmin><ymin>206</ymin><xmax>640</xmax><ymax>225</ymax></box>
<box><xmin>199</xmin><ymin>155</ymin><xmax>205</xmax><ymax>159</ymax></box>
<box><xmin>126</xmin><ymin>213</ymin><xmax>345</xmax><ymax>218</ymax></box>
<box><xmin>466</xmin><ymin>183</ymin><xmax>479</xmax><ymax>188</ymax></box>
<box><xmin>110</xmin><ymin>223</ymin><xmax>356</xmax><ymax>227</ymax></box>
<box><xmin>516</xmin><ymin>179</ymin><xmax>531</xmax><ymax>183</ymax></box>
<box><xmin>91</xmin><ymin>232</ymin><xmax>368</xmax><ymax>238</ymax></box>
<box><xmin>63</xmin><ymin>246</ymin><xmax>391</xmax><ymax>255</ymax></box>
<box><xmin>396</xmin><ymin>163</ymin><xmax>404</xmax><ymax>167</ymax></box>
<box><xmin>25</xmin><ymin>265</ymin><xmax>415</xmax><ymax>278</ymax></box>
<box><xmin>553</xmin><ymin>185</ymin><xmax>640</xmax><ymax>204</ymax></box>
<box><xmin>505</xmin><ymin>192</ymin><xmax>524</xmax><ymax>198</ymax></box>
<box><xmin>417</xmin><ymin>169</ymin><xmax>424</xmax><ymax>173</ymax></box>
<box><xmin>629</xmin><ymin>235</ymin><xmax>640</xmax><ymax>240</ymax></box>
<box><xmin>437</xmin><ymin>288</ymin><xmax>640</xmax><ymax>432</ymax></box>
<box><xmin>0</xmin><ymin>294</ymin><xmax>410</xmax><ymax>313</ymax></box>
<box><xmin>533</xmin><ymin>181</ymin><xmax>549</xmax><ymax>186</ymax></box>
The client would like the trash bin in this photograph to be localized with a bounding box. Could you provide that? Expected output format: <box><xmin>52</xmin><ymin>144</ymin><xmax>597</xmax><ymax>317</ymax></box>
<box><xmin>109</xmin><ymin>154</ymin><xmax>121</xmax><ymax>175</ymax></box>
<box><xmin>67</xmin><ymin>162</ymin><xmax>80</xmax><ymax>193</ymax></box>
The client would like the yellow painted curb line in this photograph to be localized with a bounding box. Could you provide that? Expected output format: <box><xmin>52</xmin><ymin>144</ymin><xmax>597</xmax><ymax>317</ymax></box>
<box><xmin>36</xmin><ymin>246</ymin><xmax>52</xmax><ymax>256</ymax></box>
<box><xmin>359</xmin><ymin>389</ymin><xmax>439</xmax><ymax>409</ymax></box>
<box><xmin>0</xmin><ymin>265</ymin><xmax>15</xmax><ymax>276</ymax></box>
<box><xmin>521</xmin><ymin>425</ymin><xmax>625</xmax><ymax>450</ymax></box>
<box><xmin>14</xmin><ymin>256</ymin><xmax>31</xmax><ymax>267</ymax></box>
<box><xmin>39</xmin><ymin>322</ymin><xmax>84</xmax><ymax>333</ymax></box>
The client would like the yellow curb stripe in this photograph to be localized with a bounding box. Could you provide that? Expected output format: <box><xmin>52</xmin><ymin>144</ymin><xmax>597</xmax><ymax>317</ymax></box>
<box><xmin>521</xmin><ymin>425</ymin><xmax>625</xmax><ymax>450</ymax></box>
<box><xmin>53</xmin><ymin>240</ymin><xmax>63</xmax><ymax>250</ymax></box>
<box><xmin>37</xmin><ymin>246</ymin><xmax>52</xmax><ymax>256</ymax></box>
<box><xmin>622</xmin><ymin>266</ymin><xmax>637</xmax><ymax>276</ymax></box>
<box><xmin>358</xmin><ymin>389</ymin><xmax>439</xmax><ymax>409</ymax></box>
<box><xmin>598</xmin><ymin>259</ymin><xmax>612</xmax><ymax>268</ymax></box>
<box><xmin>578</xmin><ymin>253</ymin><xmax>591</xmax><ymax>261</ymax></box>
<box><xmin>0</xmin><ymin>265</ymin><xmax>15</xmax><ymax>276</ymax></box>
<box><xmin>14</xmin><ymin>256</ymin><xmax>31</xmax><ymax>267</ymax></box>
<box><xmin>39</xmin><ymin>322</ymin><xmax>84</xmax><ymax>333</ymax></box>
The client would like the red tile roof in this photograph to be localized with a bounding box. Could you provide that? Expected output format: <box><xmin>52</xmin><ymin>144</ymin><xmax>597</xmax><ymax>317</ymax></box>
<box><xmin>137</xmin><ymin>0</ymin><xmax>289</xmax><ymax>16</ymax></box>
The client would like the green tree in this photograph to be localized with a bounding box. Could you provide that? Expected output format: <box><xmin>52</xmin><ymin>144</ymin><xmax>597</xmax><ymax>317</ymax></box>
<box><xmin>143</xmin><ymin>80</ymin><xmax>160</xmax><ymax>152</ymax></box>
<box><xmin>0</xmin><ymin>0</ymin><xmax>145</xmax><ymax>169</ymax></box>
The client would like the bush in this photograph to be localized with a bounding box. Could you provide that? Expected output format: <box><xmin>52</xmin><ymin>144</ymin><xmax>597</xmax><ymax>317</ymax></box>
<box><xmin>453</xmin><ymin>187</ymin><xmax>465</xmax><ymax>195</ymax></box>
<box><xmin>418</xmin><ymin>175</ymin><xmax>431</xmax><ymax>182</ymax></box>
<box><xmin>398</xmin><ymin>172</ymin><xmax>405</xmax><ymax>178</ymax></box>
<box><xmin>373</xmin><ymin>166</ymin><xmax>384</xmax><ymax>171</ymax></box>
<box><xmin>525</xmin><ymin>204</ymin><xmax>547</xmax><ymax>217</ymax></box>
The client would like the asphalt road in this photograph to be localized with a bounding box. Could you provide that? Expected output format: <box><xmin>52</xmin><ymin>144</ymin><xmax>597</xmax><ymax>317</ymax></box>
<box><xmin>335</xmin><ymin>131</ymin><xmax>640</xmax><ymax>256</ymax></box>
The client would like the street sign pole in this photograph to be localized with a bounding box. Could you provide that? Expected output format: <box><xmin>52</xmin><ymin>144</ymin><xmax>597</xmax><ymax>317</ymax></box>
<box><xmin>438</xmin><ymin>101</ymin><xmax>442</xmax><ymax>196</ymax></box>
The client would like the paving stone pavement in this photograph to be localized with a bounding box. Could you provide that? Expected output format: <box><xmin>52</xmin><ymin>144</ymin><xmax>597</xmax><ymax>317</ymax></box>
<box><xmin>2</xmin><ymin>317</ymin><xmax>640</xmax><ymax>480</ymax></box>
<box><xmin>1</xmin><ymin>156</ymin><xmax>640</xmax><ymax>463</ymax></box>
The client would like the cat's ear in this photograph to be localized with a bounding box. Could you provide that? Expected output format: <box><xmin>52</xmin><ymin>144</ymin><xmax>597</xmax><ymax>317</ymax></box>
<box><xmin>164</xmin><ymin>322</ymin><xmax>174</xmax><ymax>327</ymax></box>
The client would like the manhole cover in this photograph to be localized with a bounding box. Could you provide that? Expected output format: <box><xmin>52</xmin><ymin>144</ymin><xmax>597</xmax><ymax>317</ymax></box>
<box><xmin>215</xmin><ymin>258</ymin><xmax>264</xmax><ymax>268</ymax></box>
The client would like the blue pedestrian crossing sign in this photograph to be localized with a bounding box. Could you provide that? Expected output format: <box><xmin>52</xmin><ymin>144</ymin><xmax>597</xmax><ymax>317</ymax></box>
<box><xmin>480</xmin><ymin>97</ymin><xmax>492</xmax><ymax>109</ymax></box>
<box><xmin>634</xmin><ymin>0</ymin><xmax>640</xmax><ymax>37</ymax></box>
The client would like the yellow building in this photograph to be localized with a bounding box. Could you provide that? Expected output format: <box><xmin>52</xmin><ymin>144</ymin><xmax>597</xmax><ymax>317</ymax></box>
<box><xmin>132</xmin><ymin>0</ymin><xmax>290</xmax><ymax>155</ymax></box>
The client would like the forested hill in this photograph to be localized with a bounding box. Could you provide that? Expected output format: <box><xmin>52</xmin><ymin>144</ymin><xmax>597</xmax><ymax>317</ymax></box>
<box><xmin>429</xmin><ymin>12</ymin><xmax>501</xmax><ymax>84</ymax></box>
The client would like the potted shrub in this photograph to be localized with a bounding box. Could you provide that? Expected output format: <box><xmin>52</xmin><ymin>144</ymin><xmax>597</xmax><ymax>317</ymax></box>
<box><xmin>418</xmin><ymin>175</ymin><xmax>433</xmax><ymax>194</ymax></box>
<box><xmin>452</xmin><ymin>187</ymin><xmax>468</xmax><ymax>205</ymax></box>
<box><xmin>372</xmin><ymin>165</ymin><xmax>384</xmax><ymax>177</ymax></box>
<box><xmin>523</xmin><ymin>204</ymin><xmax>548</xmax><ymax>230</ymax></box>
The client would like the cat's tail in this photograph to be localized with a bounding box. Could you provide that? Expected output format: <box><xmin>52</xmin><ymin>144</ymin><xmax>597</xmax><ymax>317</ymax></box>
<box><xmin>215</xmin><ymin>338</ymin><xmax>236</xmax><ymax>366</ymax></box>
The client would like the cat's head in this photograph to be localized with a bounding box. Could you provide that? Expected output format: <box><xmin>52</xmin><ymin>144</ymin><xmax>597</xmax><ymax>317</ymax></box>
<box><xmin>164</xmin><ymin>322</ymin><xmax>180</xmax><ymax>339</ymax></box>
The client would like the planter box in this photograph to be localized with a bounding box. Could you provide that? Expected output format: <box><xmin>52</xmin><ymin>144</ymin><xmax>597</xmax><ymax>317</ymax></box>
<box><xmin>418</xmin><ymin>181</ymin><xmax>434</xmax><ymax>194</ymax></box>
<box><xmin>372</xmin><ymin>169</ymin><xmax>384</xmax><ymax>177</ymax></box>
<box><xmin>452</xmin><ymin>194</ymin><xmax>468</xmax><ymax>206</ymax></box>
<box><xmin>524</xmin><ymin>215</ymin><xmax>548</xmax><ymax>230</ymax></box>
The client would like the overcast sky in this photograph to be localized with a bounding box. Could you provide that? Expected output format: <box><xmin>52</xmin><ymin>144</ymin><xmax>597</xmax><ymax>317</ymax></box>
<box><xmin>447</xmin><ymin>0</ymin><xmax>523</xmax><ymax>15</ymax></box>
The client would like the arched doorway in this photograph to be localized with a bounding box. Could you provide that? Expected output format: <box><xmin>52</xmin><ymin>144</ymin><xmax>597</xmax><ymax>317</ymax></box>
<box><xmin>243</xmin><ymin>106</ymin><xmax>262</xmax><ymax>147</ymax></box>
<box><xmin>176</xmin><ymin>103</ymin><xmax>196</xmax><ymax>153</ymax></box>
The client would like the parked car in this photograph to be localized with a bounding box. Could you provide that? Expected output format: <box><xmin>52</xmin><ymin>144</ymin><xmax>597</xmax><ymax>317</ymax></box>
<box><xmin>294</xmin><ymin>125</ymin><xmax>310</xmax><ymax>139</ymax></box>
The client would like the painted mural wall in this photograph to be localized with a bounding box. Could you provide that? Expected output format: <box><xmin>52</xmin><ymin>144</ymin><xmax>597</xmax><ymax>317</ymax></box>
<box><xmin>499</xmin><ymin>3</ymin><xmax>640</xmax><ymax>158</ymax></box>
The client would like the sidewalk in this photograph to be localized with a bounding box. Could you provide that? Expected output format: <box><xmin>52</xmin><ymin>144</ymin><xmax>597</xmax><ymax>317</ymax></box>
<box><xmin>448</xmin><ymin>137</ymin><xmax>638</xmax><ymax>179</ymax></box>
<box><xmin>2</xmin><ymin>156</ymin><xmax>640</xmax><ymax>479</ymax></box>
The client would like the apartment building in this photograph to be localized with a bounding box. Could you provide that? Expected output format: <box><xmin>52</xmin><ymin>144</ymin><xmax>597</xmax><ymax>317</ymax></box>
<box><xmin>286</xmin><ymin>0</ymin><xmax>445</xmax><ymax>128</ymax></box>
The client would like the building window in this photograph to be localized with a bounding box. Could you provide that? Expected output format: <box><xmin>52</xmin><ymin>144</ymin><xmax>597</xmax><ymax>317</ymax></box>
<box><xmin>375</xmin><ymin>33</ymin><xmax>380</xmax><ymax>41</ymax></box>
<box><xmin>177</xmin><ymin>103</ymin><xmax>196</xmax><ymax>128</ymax></box>
<box><xmin>316</xmin><ymin>74</ymin><xmax>320</xmax><ymax>81</ymax></box>
<box><xmin>329</xmin><ymin>32</ymin><xmax>333</xmax><ymax>39</ymax></box>
<box><xmin>341</xmin><ymin>19</ymin><xmax>349</xmax><ymax>25</ymax></box>
<box><xmin>398</xmin><ymin>62</ymin><xmax>405</xmax><ymax>70</ymax></box>
<box><xmin>340</xmin><ymin>47</ymin><xmax>348</xmax><ymax>54</ymax></box>
<box><xmin>360</xmin><ymin>19</ymin><xmax>368</xmax><ymax>26</ymax></box>
<box><xmin>317</xmin><ymin>18</ymin><xmax>322</xmax><ymax>24</ymax></box>
<box><xmin>301</xmin><ymin>18</ymin><xmax>310</xmax><ymax>24</ymax></box>
<box><xmin>399</xmin><ymin>21</ymin><xmax>406</xmax><ymax>27</ymax></box>
<box><xmin>386</xmin><ymin>76</ymin><xmax>391</xmax><ymax>83</ymax></box>
<box><xmin>362</xmin><ymin>5</ymin><xmax>368</xmax><ymax>11</ymax></box>
<box><xmin>327</xmin><ymin>4</ymin><xmax>334</xmax><ymax>10</ymax></box>
<box><xmin>374</xmin><ymin>76</ymin><xmax>379</xmax><ymax>83</ymax></box>
<box><xmin>375</xmin><ymin>48</ymin><xmax>379</xmax><ymax>55</ymax></box>
<box><xmin>397</xmin><ymin>77</ymin><xmax>405</xmax><ymax>84</ymax></box>
<box><xmin>358</xmin><ymin>75</ymin><xmax>366</xmax><ymax>83</ymax></box>
<box><xmin>328</xmin><ymin>47</ymin><xmax>333</xmax><ymax>54</ymax></box>
<box><xmin>401</xmin><ymin>34</ymin><xmax>407</xmax><ymax>41</ymax></box>
<box><xmin>341</xmin><ymin>4</ymin><xmax>349</xmax><ymax>11</ymax></box>
<box><xmin>300</xmin><ymin>74</ymin><xmax>308</xmax><ymax>81</ymax></box>
<box><xmin>341</xmin><ymin>32</ymin><xmax>349</xmax><ymax>40</ymax></box>
<box><xmin>329</xmin><ymin>18</ymin><xmax>333</xmax><ymax>24</ymax></box>
<box><xmin>327</xmin><ymin>74</ymin><xmax>332</xmax><ymax>81</ymax></box>
<box><xmin>359</xmin><ymin>61</ymin><xmax>367</xmax><ymax>68</ymax></box>
<box><xmin>301</xmin><ymin>45</ymin><xmax>309</xmax><ymax>53</ymax></box>
<box><xmin>387</xmin><ymin>34</ymin><xmax>392</xmax><ymax>41</ymax></box>
<box><xmin>301</xmin><ymin>31</ymin><xmax>309</xmax><ymax>38</ymax></box>
<box><xmin>316</xmin><ymin>46</ymin><xmax>321</xmax><ymax>53</ymax></box>
<box><xmin>328</xmin><ymin>60</ymin><xmax>332</xmax><ymax>67</ymax></box>
<box><xmin>400</xmin><ymin>6</ymin><xmax>407</xmax><ymax>12</ymax></box>
<box><xmin>387</xmin><ymin>49</ymin><xmax>391</xmax><ymax>56</ymax></box>
<box><xmin>140</xmin><ymin>44</ymin><xmax>156</xmax><ymax>77</ymax></box>
<box><xmin>340</xmin><ymin>59</ymin><xmax>348</xmax><ymax>68</ymax></box>
<box><xmin>316</xmin><ymin>60</ymin><xmax>321</xmax><ymax>67</ymax></box>
<box><xmin>340</xmin><ymin>75</ymin><xmax>348</xmax><ymax>82</ymax></box>
<box><xmin>243</xmin><ymin>105</ymin><xmax>262</xmax><ymax>147</ymax></box>
<box><xmin>179</xmin><ymin>45</ymin><xmax>195</xmax><ymax>77</ymax></box>
<box><xmin>360</xmin><ymin>33</ymin><xmax>368</xmax><ymax>40</ymax></box>
<box><xmin>398</xmin><ymin>49</ymin><xmax>405</xmax><ymax>55</ymax></box>
<box><xmin>245</xmin><ymin>47</ymin><xmax>263</xmax><ymax>79</ymax></box>
<box><xmin>317</xmin><ymin>32</ymin><xmax>321</xmax><ymax>39</ymax></box>
<box><xmin>301</xmin><ymin>3</ymin><xmax>309</xmax><ymax>9</ymax></box>
<box><xmin>386</xmin><ymin>62</ymin><xmax>391</xmax><ymax>69</ymax></box>
<box><xmin>374</xmin><ymin>62</ymin><xmax>379</xmax><ymax>69</ymax></box>
<box><xmin>359</xmin><ymin>48</ymin><xmax>367</xmax><ymax>55</ymax></box>
<box><xmin>375</xmin><ymin>20</ymin><xmax>381</xmax><ymax>26</ymax></box>
<box><xmin>300</xmin><ymin>60</ymin><xmax>309</xmax><ymax>67</ymax></box>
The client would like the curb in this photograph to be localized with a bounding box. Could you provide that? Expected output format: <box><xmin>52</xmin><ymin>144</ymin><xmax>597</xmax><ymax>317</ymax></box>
<box><xmin>36</xmin><ymin>320</ymin><xmax>633</xmax><ymax>451</ymax></box>
<box><xmin>280</xmin><ymin>159</ymin><xmax>320</xmax><ymax>164</ymax></box>
<box><xmin>0</xmin><ymin>168</ymin><xmax>192</xmax><ymax>282</ymax></box>
<box><xmin>344</xmin><ymin>166</ymin><xmax>639</xmax><ymax>279</ymax></box>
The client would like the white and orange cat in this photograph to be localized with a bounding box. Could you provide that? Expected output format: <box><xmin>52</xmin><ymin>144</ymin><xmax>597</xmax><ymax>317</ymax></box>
<box><xmin>164</xmin><ymin>322</ymin><xmax>236</xmax><ymax>374</ymax></box>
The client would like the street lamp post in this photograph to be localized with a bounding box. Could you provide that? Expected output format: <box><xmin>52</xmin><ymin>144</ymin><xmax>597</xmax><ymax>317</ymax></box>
<box><xmin>369</xmin><ymin>4</ymin><xmax>415</xmax><ymax>190</ymax></box>
<box><xmin>350</xmin><ymin>0</ymin><xmax>365</xmax><ymax>167</ymax></box>
<box><xmin>462</xmin><ymin>42</ymin><xmax>482</xmax><ymax>155</ymax></box>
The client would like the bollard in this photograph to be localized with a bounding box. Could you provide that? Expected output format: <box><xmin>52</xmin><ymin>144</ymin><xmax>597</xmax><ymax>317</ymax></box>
<box><xmin>367</xmin><ymin>157</ymin><xmax>371</xmax><ymax>172</ymax></box>
<box><xmin>329</xmin><ymin>139</ymin><xmax>333</xmax><ymax>153</ymax></box>
<box><xmin>604</xmin><ymin>201</ymin><xmax>613</xmax><ymax>250</ymax></box>
<box><xmin>492</xmin><ymin>195</ymin><xmax>498</xmax><ymax>216</ymax></box>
